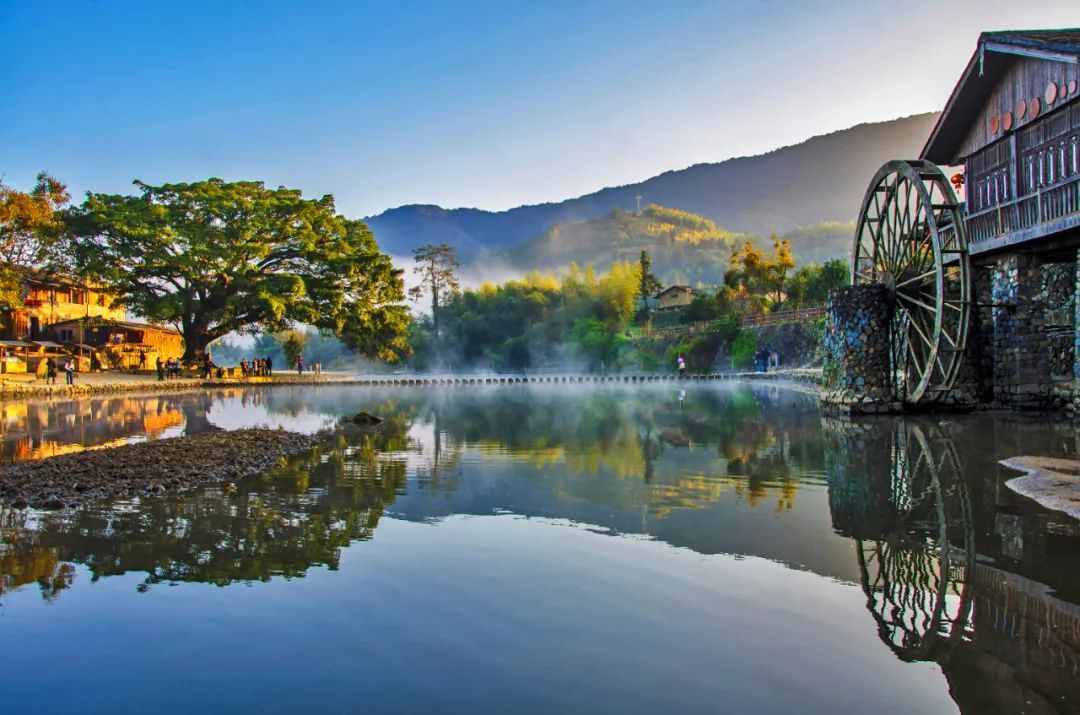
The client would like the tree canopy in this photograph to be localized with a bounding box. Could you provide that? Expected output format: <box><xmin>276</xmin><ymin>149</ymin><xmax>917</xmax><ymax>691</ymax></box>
<box><xmin>65</xmin><ymin>178</ymin><xmax>409</xmax><ymax>362</ymax></box>
<box><xmin>0</xmin><ymin>172</ymin><xmax>69</xmax><ymax>306</ymax></box>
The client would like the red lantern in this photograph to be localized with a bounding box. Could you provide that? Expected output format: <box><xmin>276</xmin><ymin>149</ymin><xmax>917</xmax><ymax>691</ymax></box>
<box><xmin>950</xmin><ymin>173</ymin><xmax>965</xmax><ymax>189</ymax></box>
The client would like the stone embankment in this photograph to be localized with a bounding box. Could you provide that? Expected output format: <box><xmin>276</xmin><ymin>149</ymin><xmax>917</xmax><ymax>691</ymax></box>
<box><xmin>0</xmin><ymin>373</ymin><xmax>338</xmax><ymax>401</ymax></box>
<box><xmin>0</xmin><ymin>429</ymin><xmax>319</xmax><ymax>510</ymax></box>
<box><xmin>820</xmin><ymin>284</ymin><xmax>901</xmax><ymax>414</ymax></box>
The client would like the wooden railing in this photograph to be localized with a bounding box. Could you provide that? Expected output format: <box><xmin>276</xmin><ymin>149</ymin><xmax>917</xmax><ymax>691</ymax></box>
<box><xmin>964</xmin><ymin>172</ymin><xmax>1080</xmax><ymax>245</ymax></box>
<box><xmin>741</xmin><ymin>307</ymin><xmax>825</xmax><ymax>327</ymax></box>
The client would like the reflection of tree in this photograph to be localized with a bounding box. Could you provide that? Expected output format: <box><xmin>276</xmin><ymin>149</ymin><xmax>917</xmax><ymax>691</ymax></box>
<box><xmin>427</xmin><ymin>386</ymin><xmax>815</xmax><ymax>517</ymax></box>
<box><xmin>0</xmin><ymin>506</ymin><xmax>75</xmax><ymax>602</ymax></box>
<box><xmin>0</xmin><ymin>421</ymin><xmax>410</xmax><ymax>598</ymax></box>
<box><xmin>825</xmin><ymin>418</ymin><xmax>1080</xmax><ymax>714</ymax></box>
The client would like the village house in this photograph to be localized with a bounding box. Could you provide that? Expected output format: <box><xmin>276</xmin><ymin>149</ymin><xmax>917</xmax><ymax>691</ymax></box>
<box><xmin>0</xmin><ymin>273</ymin><xmax>184</xmax><ymax>373</ymax></box>
<box><xmin>656</xmin><ymin>285</ymin><xmax>695</xmax><ymax>310</ymax></box>
<box><xmin>46</xmin><ymin>318</ymin><xmax>184</xmax><ymax>370</ymax></box>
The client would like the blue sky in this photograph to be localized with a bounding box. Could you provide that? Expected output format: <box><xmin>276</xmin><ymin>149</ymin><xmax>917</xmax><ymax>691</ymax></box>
<box><xmin>2</xmin><ymin>1</ymin><xmax>1078</xmax><ymax>217</ymax></box>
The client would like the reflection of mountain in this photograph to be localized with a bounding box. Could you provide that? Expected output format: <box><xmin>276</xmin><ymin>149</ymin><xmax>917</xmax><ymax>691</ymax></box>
<box><xmin>825</xmin><ymin>419</ymin><xmax>1080</xmax><ymax>714</ymax></box>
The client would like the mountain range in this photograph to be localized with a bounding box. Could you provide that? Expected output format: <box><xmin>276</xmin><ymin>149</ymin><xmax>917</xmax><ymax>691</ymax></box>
<box><xmin>366</xmin><ymin>112</ymin><xmax>940</xmax><ymax>262</ymax></box>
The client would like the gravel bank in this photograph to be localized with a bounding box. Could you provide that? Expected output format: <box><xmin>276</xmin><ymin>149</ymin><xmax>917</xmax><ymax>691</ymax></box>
<box><xmin>0</xmin><ymin>429</ymin><xmax>319</xmax><ymax>510</ymax></box>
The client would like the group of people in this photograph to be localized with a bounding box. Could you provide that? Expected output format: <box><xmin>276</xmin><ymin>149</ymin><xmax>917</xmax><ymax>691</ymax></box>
<box><xmin>44</xmin><ymin>357</ymin><xmax>77</xmax><ymax>385</ymax></box>
<box><xmin>155</xmin><ymin>356</ymin><xmax>184</xmax><ymax>380</ymax></box>
<box><xmin>755</xmin><ymin>347</ymin><xmax>781</xmax><ymax>372</ymax></box>
<box><xmin>294</xmin><ymin>356</ymin><xmax>322</xmax><ymax>376</ymax></box>
<box><xmin>239</xmin><ymin>357</ymin><xmax>273</xmax><ymax>377</ymax></box>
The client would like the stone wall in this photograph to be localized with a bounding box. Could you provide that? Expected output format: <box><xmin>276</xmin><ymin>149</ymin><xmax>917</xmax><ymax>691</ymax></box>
<box><xmin>989</xmin><ymin>254</ymin><xmax>1056</xmax><ymax>408</ymax></box>
<box><xmin>821</xmin><ymin>284</ymin><xmax>899</xmax><ymax>413</ymax></box>
<box><xmin>747</xmin><ymin>321</ymin><xmax>824</xmax><ymax>369</ymax></box>
<box><xmin>1042</xmin><ymin>261</ymin><xmax>1075</xmax><ymax>380</ymax></box>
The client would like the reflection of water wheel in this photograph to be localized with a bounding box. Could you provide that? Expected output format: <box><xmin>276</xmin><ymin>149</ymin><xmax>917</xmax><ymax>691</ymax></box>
<box><xmin>855</xmin><ymin>422</ymin><xmax>975</xmax><ymax>661</ymax></box>
<box><xmin>852</xmin><ymin>161</ymin><xmax>971</xmax><ymax>405</ymax></box>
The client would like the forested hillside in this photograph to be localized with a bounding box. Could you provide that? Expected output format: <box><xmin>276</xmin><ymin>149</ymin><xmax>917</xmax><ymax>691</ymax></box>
<box><xmin>505</xmin><ymin>205</ymin><xmax>852</xmax><ymax>285</ymax></box>
<box><xmin>368</xmin><ymin>112</ymin><xmax>937</xmax><ymax>258</ymax></box>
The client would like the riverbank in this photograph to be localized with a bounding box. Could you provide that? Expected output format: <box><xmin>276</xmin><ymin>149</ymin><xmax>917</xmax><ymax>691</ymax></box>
<box><xmin>0</xmin><ymin>428</ymin><xmax>319</xmax><ymax>510</ymax></box>
<box><xmin>0</xmin><ymin>371</ymin><xmax>355</xmax><ymax>401</ymax></box>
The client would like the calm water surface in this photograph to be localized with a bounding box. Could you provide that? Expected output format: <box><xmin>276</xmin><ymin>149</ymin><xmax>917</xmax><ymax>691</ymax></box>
<box><xmin>1</xmin><ymin>383</ymin><xmax>1078</xmax><ymax>714</ymax></box>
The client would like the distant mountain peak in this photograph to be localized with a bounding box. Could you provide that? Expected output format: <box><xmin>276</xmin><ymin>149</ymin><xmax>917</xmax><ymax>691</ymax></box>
<box><xmin>367</xmin><ymin>112</ymin><xmax>940</xmax><ymax>258</ymax></box>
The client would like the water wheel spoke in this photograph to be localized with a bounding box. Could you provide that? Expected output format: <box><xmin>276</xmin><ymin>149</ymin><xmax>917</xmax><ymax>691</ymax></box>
<box><xmin>895</xmin><ymin>269</ymin><xmax>936</xmax><ymax>290</ymax></box>
<box><xmin>896</xmin><ymin>291</ymin><xmax>938</xmax><ymax>316</ymax></box>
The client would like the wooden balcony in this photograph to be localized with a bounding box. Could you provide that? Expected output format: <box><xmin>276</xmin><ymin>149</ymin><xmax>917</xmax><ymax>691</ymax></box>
<box><xmin>964</xmin><ymin>172</ymin><xmax>1080</xmax><ymax>255</ymax></box>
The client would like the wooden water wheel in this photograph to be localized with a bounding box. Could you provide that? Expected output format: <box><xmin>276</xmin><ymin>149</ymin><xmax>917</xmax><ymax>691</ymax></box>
<box><xmin>852</xmin><ymin>160</ymin><xmax>971</xmax><ymax>404</ymax></box>
<box><xmin>855</xmin><ymin>421</ymin><xmax>975</xmax><ymax>662</ymax></box>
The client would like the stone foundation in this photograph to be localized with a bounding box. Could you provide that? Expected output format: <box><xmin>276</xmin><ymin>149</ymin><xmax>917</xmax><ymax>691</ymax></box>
<box><xmin>821</xmin><ymin>284</ymin><xmax>900</xmax><ymax>414</ymax></box>
<box><xmin>989</xmin><ymin>254</ymin><xmax>1055</xmax><ymax>408</ymax></box>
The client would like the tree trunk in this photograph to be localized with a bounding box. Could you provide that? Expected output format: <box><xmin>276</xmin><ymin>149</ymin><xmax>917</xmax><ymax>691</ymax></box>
<box><xmin>181</xmin><ymin>325</ymin><xmax>213</xmax><ymax>364</ymax></box>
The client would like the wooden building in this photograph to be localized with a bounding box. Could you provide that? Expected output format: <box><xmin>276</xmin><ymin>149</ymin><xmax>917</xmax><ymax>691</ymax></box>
<box><xmin>843</xmin><ymin>29</ymin><xmax>1080</xmax><ymax>411</ymax></box>
<box><xmin>46</xmin><ymin>318</ymin><xmax>184</xmax><ymax>370</ymax></box>
<box><xmin>922</xmin><ymin>30</ymin><xmax>1080</xmax><ymax>254</ymax></box>
<box><xmin>656</xmin><ymin>285</ymin><xmax>695</xmax><ymax>310</ymax></box>
<box><xmin>1</xmin><ymin>273</ymin><xmax>126</xmax><ymax>341</ymax></box>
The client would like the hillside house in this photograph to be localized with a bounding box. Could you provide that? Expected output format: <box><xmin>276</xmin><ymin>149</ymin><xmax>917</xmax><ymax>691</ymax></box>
<box><xmin>656</xmin><ymin>285</ymin><xmax>695</xmax><ymax>310</ymax></box>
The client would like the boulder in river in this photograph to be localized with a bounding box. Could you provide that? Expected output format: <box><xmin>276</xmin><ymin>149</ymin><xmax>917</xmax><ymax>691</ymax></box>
<box><xmin>349</xmin><ymin>412</ymin><xmax>383</xmax><ymax>426</ymax></box>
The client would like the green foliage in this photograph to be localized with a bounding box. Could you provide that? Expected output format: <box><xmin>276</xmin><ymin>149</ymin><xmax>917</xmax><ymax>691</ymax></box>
<box><xmin>65</xmin><ymin>178</ymin><xmax>409</xmax><ymax>362</ymax></box>
<box><xmin>784</xmin><ymin>259</ymin><xmax>849</xmax><ymax>308</ymax></box>
<box><xmin>637</xmin><ymin>250</ymin><xmax>661</xmax><ymax>311</ymax></box>
<box><xmin>730</xmin><ymin>330</ymin><xmax>757</xmax><ymax>370</ymax></box>
<box><xmin>409</xmin><ymin>262</ymin><xmax>640</xmax><ymax>371</ymax></box>
<box><xmin>280</xmin><ymin>330</ymin><xmax>307</xmax><ymax>368</ymax></box>
<box><xmin>408</xmin><ymin>243</ymin><xmax>460</xmax><ymax>346</ymax></box>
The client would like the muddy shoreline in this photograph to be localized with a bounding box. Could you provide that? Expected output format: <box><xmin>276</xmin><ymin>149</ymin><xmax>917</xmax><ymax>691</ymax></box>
<box><xmin>0</xmin><ymin>429</ymin><xmax>320</xmax><ymax>510</ymax></box>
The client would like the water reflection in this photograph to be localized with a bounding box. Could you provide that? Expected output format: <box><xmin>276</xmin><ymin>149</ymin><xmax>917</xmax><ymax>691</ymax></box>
<box><xmin>826</xmin><ymin>417</ymin><xmax>1080</xmax><ymax>714</ymax></box>
<box><xmin>1</xmin><ymin>384</ymin><xmax>1079</xmax><ymax>714</ymax></box>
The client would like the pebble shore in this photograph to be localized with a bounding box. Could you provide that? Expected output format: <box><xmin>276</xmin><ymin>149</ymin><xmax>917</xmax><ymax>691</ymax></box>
<box><xmin>0</xmin><ymin>429</ymin><xmax>319</xmax><ymax>510</ymax></box>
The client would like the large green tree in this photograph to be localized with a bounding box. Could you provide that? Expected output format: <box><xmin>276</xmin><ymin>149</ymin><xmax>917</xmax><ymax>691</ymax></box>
<box><xmin>65</xmin><ymin>178</ymin><xmax>409</xmax><ymax>362</ymax></box>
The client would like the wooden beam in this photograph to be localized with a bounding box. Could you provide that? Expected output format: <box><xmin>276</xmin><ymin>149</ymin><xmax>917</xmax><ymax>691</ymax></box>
<box><xmin>969</xmin><ymin>213</ymin><xmax>1080</xmax><ymax>255</ymax></box>
<box><xmin>983</xmin><ymin>42</ymin><xmax>1079</xmax><ymax>65</ymax></box>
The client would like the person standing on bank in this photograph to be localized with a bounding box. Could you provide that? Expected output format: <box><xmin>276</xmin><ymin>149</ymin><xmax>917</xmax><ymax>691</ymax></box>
<box><xmin>297</xmin><ymin>355</ymin><xmax>304</xmax><ymax>375</ymax></box>
<box><xmin>677</xmin><ymin>355</ymin><xmax>686</xmax><ymax>378</ymax></box>
<box><xmin>46</xmin><ymin>357</ymin><xmax>57</xmax><ymax>385</ymax></box>
<box><xmin>64</xmin><ymin>358</ymin><xmax>75</xmax><ymax>385</ymax></box>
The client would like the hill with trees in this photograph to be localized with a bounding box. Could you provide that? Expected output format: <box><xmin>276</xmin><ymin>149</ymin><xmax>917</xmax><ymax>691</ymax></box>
<box><xmin>505</xmin><ymin>203</ymin><xmax>852</xmax><ymax>285</ymax></box>
<box><xmin>367</xmin><ymin>113</ymin><xmax>938</xmax><ymax>259</ymax></box>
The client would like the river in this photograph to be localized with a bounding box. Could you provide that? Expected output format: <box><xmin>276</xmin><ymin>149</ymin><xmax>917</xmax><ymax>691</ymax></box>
<box><xmin>1</xmin><ymin>382</ymin><xmax>1078</xmax><ymax>714</ymax></box>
